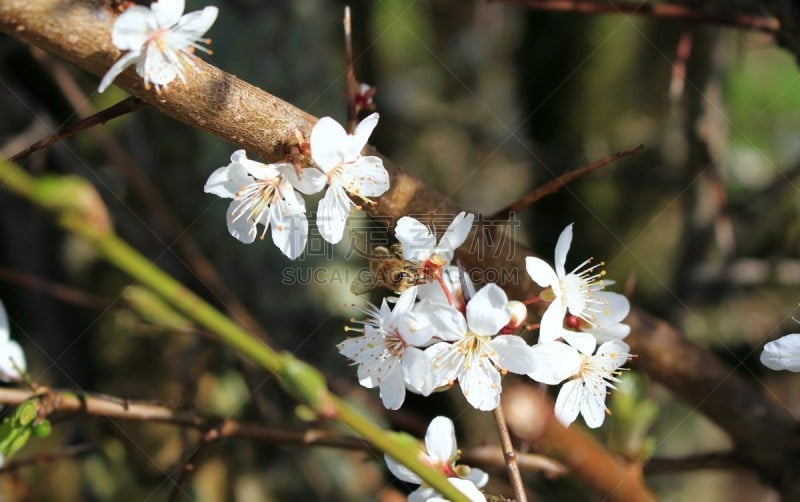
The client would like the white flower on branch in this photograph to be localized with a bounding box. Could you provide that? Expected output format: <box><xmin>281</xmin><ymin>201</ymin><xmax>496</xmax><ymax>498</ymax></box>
<box><xmin>337</xmin><ymin>286</ymin><xmax>436</xmax><ymax>410</ymax></box>
<box><xmin>422</xmin><ymin>284</ymin><xmax>537</xmax><ymax>411</ymax></box>
<box><xmin>761</xmin><ymin>333</ymin><xmax>800</xmax><ymax>371</ymax></box>
<box><xmin>525</xmin><ymin>223</ymin><xmax>629</xmax><ymax>345</ymax></box>
<box><xmin>310</xmin><ymin>113</ymin><xmax>389</xmax><ymax>244</ymax></box>
<box><xmin>204</xmin><ymin>150</ymin><xmax>325</xmax><ymax>259</ymax></box>
<box><xmin>530</xmin><ymin>339</ymin><xmax>631</xmax><ymax>428</ymax></box>
<box><xmin>0</xmin><ymin>300</ymin><xmax>26</xmax><ymax>382</ymax></box>
<box><xmin>385</xmin><ymin>416</ymin><xmax>488</xmax><ymax>502</ymax></box>
<box><xmin>98</xmin><ymin>0</ymin><xmax>218</xmax><ymax>93</ymax></box>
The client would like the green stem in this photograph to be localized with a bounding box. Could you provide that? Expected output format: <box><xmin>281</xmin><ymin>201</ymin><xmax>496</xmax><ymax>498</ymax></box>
<box><xmin>0</xmin><ymin>159</ymin><xmax>468</xmax><ymax>502</ymax></box>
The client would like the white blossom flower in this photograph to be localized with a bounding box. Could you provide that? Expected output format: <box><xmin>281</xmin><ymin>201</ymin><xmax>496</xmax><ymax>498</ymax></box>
<box><xmin>525</xmin><ymin>224</ymin><xmax>628</xmax><ymax>344</ymax></box>
<box><xmin>98</xmin><ymin>0</ymin><xmax>218</xmax><ymax>93</ymax></box>
<box><xmin>310</xmin><ymin>113</ymin><xmax>389</xmax><ymax>244</ymax></box>
<box><xmin>423</xmin><ymin>284</ymin><xmax>537</xmax><ymax>411</ymax></box>
<box><xmin>385</xmin><ymin>416</ymin><xmax>488</xmax><ymax>502</ymax></box>
<box><xmin>0</xmin><ymin>300</ymin><xmax>26</xmax><ymax>382</ymax></box>
<box><xmin>204</xmin><ymin>150</ymin><xmax>325</xmax><ymax>259</ymax></box>
<box><xmin>395</xmin><ymin>212</ymin><xmax>474</xmax><ymax>268</ymax></box>
<box><xmin>337</xmin><ymin>287</ymin><xmax>436</xmax><ymax>409</ymax></box>
<box><xmin>761</xmin><ymin>333</ymin><xmax>800</xmax><ymax>371</ymax></box>
<box><xmin>530</xmin><ymin>339</ymin><xmax>630</xmax><ymax>429</ymax></box>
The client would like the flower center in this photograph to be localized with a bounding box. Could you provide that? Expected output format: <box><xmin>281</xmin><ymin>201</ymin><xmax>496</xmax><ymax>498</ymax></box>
<box><xmin>384</xmin><ymin>329</ymin><xmax>407</xmax><ymax>357</ymax></box>
<box><xmin>231</xmin><ymin>179</ymin><xmax>282</xmax><ymax>238</ymax></box>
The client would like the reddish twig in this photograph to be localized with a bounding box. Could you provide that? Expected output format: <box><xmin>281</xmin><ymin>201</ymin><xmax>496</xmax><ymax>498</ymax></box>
<box><xmin>344</xmin><ymin>6</ymin><xmax>358</xmax><ymax>133</ymax></box>
<box><xmin>499</xmin><ymin>0</ymin><xmax>780</xmax><ymax>33</ymax></box>
<box><xmin>492</xmin><ymin>144</ymin><xmax>643</xmax><ymax>220</ymax></box>
<box><xmin>0</xmin><ymin>267</ymin><xmax>113</xmax><ymax>310</ymax></box>
<box><xmin>669</xmin><ymin>28</ymin><xmax>693</xmax><ymax>103</ymax></box>
<box><xmin>9</xmin><ymin>97</ymin><xmax>148</xmax><ymax>162</ymax></box>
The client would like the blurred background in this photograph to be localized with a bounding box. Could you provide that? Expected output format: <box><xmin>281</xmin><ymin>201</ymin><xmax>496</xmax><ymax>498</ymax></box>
<box><xmin>1</xmin><ymin>0</ymin><xmax>799</xmax><ymax>500</ymax></box>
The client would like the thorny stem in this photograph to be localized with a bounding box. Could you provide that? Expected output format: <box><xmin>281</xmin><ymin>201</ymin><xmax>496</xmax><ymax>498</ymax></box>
<box><xmin>0</xmin><ymin>159</ymin><xmax>470</xmax><ymax>502</ymax></box>
<box><xmin>494</xmin><ymin>403</ymin><xmax>528</xmax><ymax>502</ymax></box>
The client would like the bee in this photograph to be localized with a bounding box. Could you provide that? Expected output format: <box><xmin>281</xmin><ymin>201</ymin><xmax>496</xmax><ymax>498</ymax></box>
<box><xmin>350</xmin><ymin>243</ymin><xmax>428</xmax><ymax>295</ymax></box>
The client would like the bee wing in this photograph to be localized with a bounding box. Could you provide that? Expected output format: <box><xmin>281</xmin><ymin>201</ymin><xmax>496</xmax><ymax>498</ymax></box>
<box><xmin>350</xmin><ymin>271</ymin><xmax>378</xmax><ymax>295</ymax></box>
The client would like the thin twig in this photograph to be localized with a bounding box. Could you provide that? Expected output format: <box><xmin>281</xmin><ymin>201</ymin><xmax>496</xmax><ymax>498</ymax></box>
<box><xmin>167</xmin><ymin>432</ymin><xmax>215</xmax><ymax>502</ymax></box>
<box><xmin>492</xmin><ymin>144</ymin><xmax>643</xmax><ymax>220</ymax></box>
<box><xmin>499</xmin><ymin>0</ymin><xmax>780</xmax><ymax>33</ymax></box>
<box><xmin>643</xmin><ymin>452</ymin><xmax>746</xmax><ymax>475</ymax></box>
<box><xmin>344</xmin><ymin>5</ymin><xmax>358</xmax><ymax>133</ymax></box>
<box><xmin>494</xmin><ymin>403</ymin><xmax>528</xmax><ymax>502</ymax></box>
<box><xmin>9</xmin><ymin>97</ymin><xmax>148</xmax><ymax>162</ymax></box>
<box><xmin>0</xmin><ymin>267</ymin><xmax>113</xmax><ymax>310</ymax></box>
<box><xmin>0</xmin><ymin>443</ymin><xmax>95</xmax><ymax>474</ymax></box>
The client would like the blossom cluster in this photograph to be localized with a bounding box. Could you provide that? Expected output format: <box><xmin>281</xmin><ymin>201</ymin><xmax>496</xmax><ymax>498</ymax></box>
<box><xmin>338</xmin><ymin>218</ymin><xmax>633</xmax><ymax>426</ymax></box>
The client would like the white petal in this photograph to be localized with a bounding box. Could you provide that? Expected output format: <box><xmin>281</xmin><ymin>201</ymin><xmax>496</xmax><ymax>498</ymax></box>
<box><xmin>339</xmin><ymin>156</ymin><xmax>389</xmax><ymax>197</ymax></box>
<box><xmin>587</xmin><ymin>322</ymin><xmax>630</xmax><ymax>344</ymax></box>
<box><xmin>489</xmin><ymin>336</ymin><xmax>537</xmax><ymax>374</ymax></box>
<box><xmin>237</xmin><ymin>156</ymin><xmax>279</xmax><ymax>180</ymax></box>
<box><xmin>98</xmin><ymin>50</ymin><xmax>142</xmax><ymax>93</ymax></box>
<box><xmin>426</xmin><ymin>342</ymin><xmax>462</xmax><ymax>387</ymax></box>
<box><xmin>561</xmin><ymin>329</ymin><xmax>597</xmax><ymax>355</ymax></box>
<box><xmin>463</xmin><ymin>467</ymin><xmax>489</xmax><ymax>489</ymax></box>
<box><xmin>204</xmin><ymin>155</ymin><xmax>250</xmax><ymax>198</ymax></box>
<box><xmin>379</xmin><ymin>363</ymin><xmax>406</xmax><ymax>410</ymax></box>
<box><xmin>554</xmin><ymin>379</ymin><xmax>583</xmax><ymax>427</ymax></box>
<box><xmin>385</xmin><ymin>454</ymin><xmax>422</xmax><ymax>484</ymax></box>
<box><xmin>528</xmin><ymin>342</ymin><xmax>580</xmax><ymax>385</ymax></box>
<box><xmin>525</xmin><ymin>256</ymin><xmax>558</xmax><ymax>288</ymax></box>
<box><xmin>310</xmin><ymin>117</ymin><xmax>347</xmax><ymax>172</ymax></box>
<box><xmin>0</xmin><ymin>300</ymin><xmax>8</xmax><ymax>342</ymax></box>
<box><xmin>337</xmin><ymin>335</ymin><xmax>370</xmax><ymax>360</ymax></box>
<box><xmin>351</xmin><ymin>112</ymin><xmax>380</xmax><ymax>156</ymax></box>
<box><xmin>139</xmin><ymin>42</ymin><xmax>180</xmax><ymax>87</ymax></box>
<box><xmin>398</xmin><ymin>316</ymin><xmax>434</xmax><ymax>347</ymax></box>
<box><xmin>409</xmin><ymin>487</ymin><xmax>437</xmax><ymax>502</ymax></box>
<box><xmin>466</xmin><ymin>284</ymin><xmax>510</xmax><ymax>337</ymax></box>
<box><xmin>281</xmin><ymin>165</ymin><xmax>327</xmax><ymax>195</ymax></box>
<box><xmin>580</xmin><ymin>386</ymin><xmax>607</xmax><ymax>429</ymax></box>
<box><xmin>225</xmin><ymin>201</ymin><xmax>257</xmax><ymax>244</ymax></box>
<box><xmin>170</xmin><ymin>6</ymin><xmax>218</xmax><ymax>47</ymax></box>
<box><xmin>151</xmin><ymin>0</ymin><xmax>184</xmax><ymax>27</ymax></box>
<box><xmin>415</xmin><ymin>301</ymin><xmax>466</xmax><ymax>342</ymax></box>
<box><xmin>459</xmin><ymin>354</ymin><xmax>501</xmax><ymax>411</ymax></box>
<box><xmin>538</xmin><ymin>300</ymin><xmax>567</xmax><ymax>343</ymax></box>
<box><xmin>594</xmin><ymin>340</ymin><xmax>630</xmax><ymax>372</ymax></box>
<box><xmin>316</xmin><ymin>184</ymin><xmax>353</xmax><ymax>244</ymax></box>
<box><xmin>395</xmin><ymin>216</ymin><xmax>436</xmax><ymax>262</ymax></box>
<box><xmin>554</xmin><ymin>223</ymin><xmax>574</xmax><ymax>278</ymax></box>
<box><xmin>0</xmin><ymin>340</ymin><xmax>26</xmax><ymax>382</ymax></box>
<box><xmin>762</xmin><ymin>334</ymin><xmax>800</xmax><ymax>371</ymax></box>
<box><xmin>593</xmin><ymin>291</ymin><xmax>630</xmax><ymax>328</ymax></box>
<box><xmin>433</xmin><ymin>212</ymin><xmax>474</xmax><ymax>263</ymax></box>
<box><xmin>425</xmin><ymin>416</ymin><xmax>457</xmax><ymax>461</ymax></box>
<box><xmin>442</xmin><ymin>478</ymin><xmax>487</xmax><ymax>502</ymax></box>
<box><xmin>111</xmin><ymin>6</ymin><xmax>156</xmax><ymax>49</ymax></box>
<box><xmin>402</xmin><ymin>347</ymin><xmax>436</xmax><ymax>396</ymax></box>
<box><xmin>270</xmin><ymin>206</ymin><xmax>307</xmax><ymax>260</ymax></box>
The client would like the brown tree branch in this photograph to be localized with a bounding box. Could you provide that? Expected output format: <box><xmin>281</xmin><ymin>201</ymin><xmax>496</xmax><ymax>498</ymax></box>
<box><xmin>0</xmin><ymin>0</ymin><xmax>796</xmax><ymax>497</ymax></box>
<box><xmin>499</xmin><ymin>0</ymin><xmax>780</xmax><ymax>33</ymax></box>
<box><xmin>0</xmin><ymin>267</ymin><xmax>113</xmax><ymax>310</ymax></box>
<box><xmin>756</xmin><ymin>1</ymin><xmax>800</xmax><ymax>64</ymax></box>
<box><xmin>0</xmin><ymin>387</ymin><xmax>565</xmax><ymax>476</ymax></box>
